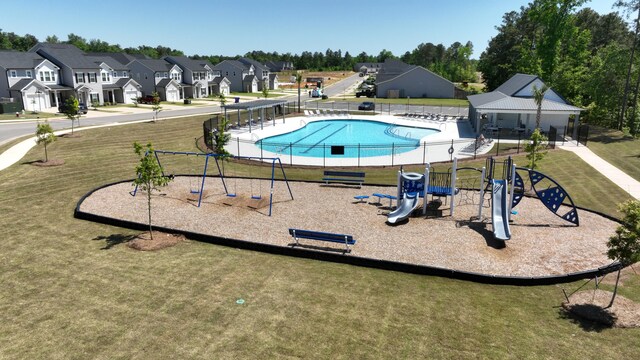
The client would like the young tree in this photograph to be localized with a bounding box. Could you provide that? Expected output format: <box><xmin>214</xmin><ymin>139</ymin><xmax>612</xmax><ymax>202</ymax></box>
<box><xmin>151</xmin><ymin>91</ymin><xmax>162</xmax><ymax>122</ymax></box>
<box><xmin>35</xmin><ymin>121</ymin><xmax>56</xmax><ymax>162</ymax></box>
<box><xmin>532</xmin><ymin>83</ymin><xmax>549</xmax><ymax>129</ymax></box>
<box><xmin>261</xmin><ymin>79</ymin><xmax>269</xmax><ymax>98</ymax></box>
<box><xmin>524</xmin><ymin>128</ymin><xmax>549</xmax><ymax>169</ymax></box>
<box><xmin>218</xmin><ymin>92</ymin><xmax>227</xmax><ymax>108</ymax></box>
<box><xmin>213</xmin><ymin>116</ymin><xmax>231</xmax><ymax>156</ymax></box>
<box><xmin>132</xmin><ymin>142</ymin><xmax>173</xmax><ymax>240</ymax></box>
<box><xmin>62</xmin><ymin>96</ymin><xmax>80</xmax><ymax>134</ymax></box>
<box><xmin>606</xmin><ymin>199</ymin><xmax>640</xmax><ymax>307</ymax></box>
<box><xmin>295</xmin><ymin>71</ymin><xmax>303</xmax><ymax>113</ymax></box>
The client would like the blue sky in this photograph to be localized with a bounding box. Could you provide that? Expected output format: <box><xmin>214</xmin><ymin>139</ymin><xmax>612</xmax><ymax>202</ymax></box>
<box><xmin>3</xmin><ymin>0</ymin><xmax>619</xmax><ymax>58</ymax></box>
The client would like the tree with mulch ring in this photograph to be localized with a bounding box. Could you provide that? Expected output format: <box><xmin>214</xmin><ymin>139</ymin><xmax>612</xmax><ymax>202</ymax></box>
<box><xmin>34</xmin><ymin>121</ymin><xmax>64</xmax><ymax>167</ymax></box>
<box><xmin>563</xmin><ymin>199</ymin><xmax>640</xmax><ymax>327</ymax></box>
<box><xmin>132</xmin><ymin>141</ymin><xmax>173</xmax><ymax>243</ymax></box>
<box><xmin>127</xmin><ymin>232</ymin><xmax>186</xmax><ymax>251</ymax></box>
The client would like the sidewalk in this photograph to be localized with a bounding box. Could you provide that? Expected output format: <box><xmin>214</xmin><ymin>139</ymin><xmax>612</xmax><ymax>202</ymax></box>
<box><xmin>559</xmin><ymin>142</ymin><xmax>640</xmax><ymax>200</ymax></box>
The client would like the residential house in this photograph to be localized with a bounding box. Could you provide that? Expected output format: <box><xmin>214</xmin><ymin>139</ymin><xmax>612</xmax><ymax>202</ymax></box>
<box><xmin>86</xmin><ymin>54</ymin><xmax>141</xmax><ymax>105</ymax></box>
<box><xmin>212</xmin><ymin>60</ymin><xmax>257</xmax><ymax>93</ymax></box>
<box><xmin>375</xmin><ymin>59</ymin><xmax>455</xmax><ymax>99</ymax></box>
<box><xmin>30</xmin><ymin>43</ymin><xmax>104</xmax><ymax>106</ymax></box>
<box><xmin>164</xmin><ymin>55</ymin><xmax>213</xmax><ymax>98</ymax></box>
<box><xmin>238</xmin><ymin>57</ymin><xmax>273</xmax><ymax>90</ymax></box>
<box><xmin>268</xmin><ymin>73</ymin><xmax>279</xmax><ymax>91</ymax></box>
<box><xmin>0</xmin><ymin>50</ymin><xmax>66</xmax><ymax>112</ymax></box>
<box><xmin>127</xmin><ymin>59</ymin><xmax>184</xmax><ymax>102</ymax></box>
<box><xmin>264</xmin><ymin>60</ymin><xmax>293</xmax><ymax>72</ymax></box>
<box><xmin>467</xmin><ymin>73</ymin><xmax>583</xmax><ymax>136</ymax></box>
<box><xmin>353</xmin><ymin>62</ymin><xmax>382</xmax><ymax>74</ymax></box>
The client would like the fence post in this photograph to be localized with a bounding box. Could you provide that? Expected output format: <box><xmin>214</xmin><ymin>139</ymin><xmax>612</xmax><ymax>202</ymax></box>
<box><xmin>517</xmin><ymin>131</ymin><xmax>521</xmax><ymax>154</ymax></box>
<box><xmin>423</xmin><ymin>141</ymin><xmax>427</xmax><ymax>164</ymax></box>
<box><xmin>495</xmin><ymin>130</ymin><xmax>500</xmax><ymax>156</ymax></box>
<box><xmin>358</xmin><ymin>143</ymin><xmax>361</xmax><ymax>167</ymax></box>
<box><xmin>289</xmin><ymin>142</ymin><xmax>293</xmax><ymax>165</ymax></box>
<box><xmin>237</xmin><ymin>137</ymin><xmax>240</xmax><ymax>156</ymax></box>
<box><xmin>391</xmin><ymin>143</ymin><xmax>395</xmax><ymax>167</ymax></box>
<box><xmin>323</xmin><ymin>143</ymin><xmax>326</xmax><ymax>168</ymax></box>
<box><xmin>474</xmin><ymin>135</ymin><xmax>478</xmax><ymax>160</ymax></box>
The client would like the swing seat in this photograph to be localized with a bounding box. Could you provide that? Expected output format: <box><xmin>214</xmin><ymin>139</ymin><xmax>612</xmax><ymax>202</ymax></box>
<box><xmin>226</xmin><ymin>193</ymin><xmax>237</xmax><ymax>197</ymax></box>
<box><xmin>251</xmin><ymin>195</ymin><xmax>262</xmax><ymax>200</ymax></box>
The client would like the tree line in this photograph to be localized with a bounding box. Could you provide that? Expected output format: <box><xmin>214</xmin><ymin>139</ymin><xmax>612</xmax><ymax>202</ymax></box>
<box><xmin>0</xmin><ymin>30</ymin><xmax>477</xmax><ymax>83</ymax></box>
<box><xmin>478</xmin><ymin>0</ymin><xmax>640</xmax><ymax>134</ymax></box>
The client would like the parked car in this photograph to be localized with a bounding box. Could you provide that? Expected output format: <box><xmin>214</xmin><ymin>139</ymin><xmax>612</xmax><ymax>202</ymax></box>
<box><xmin>355</xmin><ymin>88</ymin><xmax>375</xmax><ymax>98</ymax></box>
<box><xmin>358</xmin><ymin>101</ymin><xmax>375</xmax><ymax>111</ymax></box>
<box><xmin>58</xmin><ymin>102</ymin><xmax>88</xmax><ymax>114</ymax></box>
<box><xmin>137</xmin><ymin>95</ymin><xmax>157</xmax><ymax>104</ymax></box>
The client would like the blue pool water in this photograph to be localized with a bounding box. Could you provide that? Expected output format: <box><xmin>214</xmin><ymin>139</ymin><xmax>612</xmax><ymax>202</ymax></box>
<box><xmin>256</xmin><ymin>119</ymin><xmax>440</xmax><ymax>158</ymax></box>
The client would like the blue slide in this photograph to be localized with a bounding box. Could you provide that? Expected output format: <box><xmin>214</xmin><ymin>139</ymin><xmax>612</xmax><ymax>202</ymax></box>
<box><xmin>491</xmin><ymin>180</ymin><xmax>511</xmax><ymax>240</ymax></box>
<box><xmin>387</xmin><ymin>192</ymin><xmax>419</xmax><ymax>224</ymax></box>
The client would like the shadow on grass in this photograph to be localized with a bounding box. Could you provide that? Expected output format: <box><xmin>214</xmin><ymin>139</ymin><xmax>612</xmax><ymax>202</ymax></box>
<box><xmin>558</xmin><ymin>304</ymin><xmax>616</xmax><ymax>332</ymax></box>
<box><xmin>94</xmin><ymin>233</ymin><xmax>137</xmax><ymax>250</ymax></box>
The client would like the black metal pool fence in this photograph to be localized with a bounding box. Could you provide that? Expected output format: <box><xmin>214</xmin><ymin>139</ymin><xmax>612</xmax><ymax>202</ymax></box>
<box><xmin>228</xmin><ymin>136</ymin><xmax>477</xmax><ymax>166</ymax></box>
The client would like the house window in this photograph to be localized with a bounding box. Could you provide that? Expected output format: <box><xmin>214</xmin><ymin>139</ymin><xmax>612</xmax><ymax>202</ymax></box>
<box><xmin>225</xmin><ymin>71</ymin><xmax>228</xmax><ymax>76</ymax></box>
<box><xmin>123</xmin><ymin>71</ymin><xmax>128</xmax><ymax>78</ymax></box>
<box><xmin>101</xmin><ymin>72</ymin><xmax>111</xmax><ymax>82</ymax></box>
<box><xmin>26</xmin><ymin>70</ymin><xmax>32</xmax><ymax>78</ymax></box>
<box><xmin>164</xmin><ymin>72</ymin><xmax>168</xmax><ymax>78</ymax></box>
<box><xmin>90</xmin><ymin>93</ymin><xmax>99</xmax><ymax>103</ymax></box>
<box><xmin>10</xmin><ymin>70</ymin><xmax>17</xmax><ymax>77</ymax></box>
<box><xmin>75</xmin><ymin>73</ymin><xmax>84</xmax><ymax>83</ymax></box>
<box><xmin>112</xmin><ymin>71</ymin><xmax>117</xmax><ymax>78</ymax></box>
<box><xmin>89</xmin><ymin>73</ymin><xmax>97</xmax><ymax>83</ymax></box>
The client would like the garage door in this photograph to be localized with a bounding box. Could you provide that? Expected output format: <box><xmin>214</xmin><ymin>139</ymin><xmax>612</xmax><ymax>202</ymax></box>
<box><xmin>25</xmin><ymin>94</ymin><xmax>47</xmax><ymax>111</ymax></box>
<box><xmin>125</xmin><ymin>91</ymin><xmax>138</xmax><ymax>104</ymax></box>
<box><xmin>167</xmin><ymin>89</ymin><xmax>178</xmax><ymax>102</ymax></box>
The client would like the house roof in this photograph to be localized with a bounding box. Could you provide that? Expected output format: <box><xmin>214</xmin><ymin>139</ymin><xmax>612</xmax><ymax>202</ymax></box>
<box><xmin>210</xmin><ymin>76</ymin><xmax>230</xmax><ymax>85</ymax></box>
<box><xmin>269</xmin><ymin>73</ymin><xmax>278</xmax><ymax>81</ymax></box>
<box><xmin>494</xmin><ymin>73</ymin><xmax>538</xmax><ymax>96</ymax></box>
<box><xmin>134</xmin><ymin>59</ymin><xmax>175</xmax><ymax>72</ymax></box>
<box><xmin>238</xmin><ymin>57</ymin><xmax>268</xmax><ymax>72</ymax></box>
<box><xmin>86</xmin><ymin>52</ymin><xmax>148</xmax><ymax>66</ymax></box>
<box><xmin>212</xmin><ymin>59</ymin><xmax>249</xmax><ymax>72</ymax></box>
<box><xmin>243</xmin><ymin>74</ymin><xmax>257</xmax><ymax>83</ymax></box>
<box><xmin>468</xmin><ymin>73</ymin><xmax>583</xmax><ymax>113</ymax></box>
<box><xmin>0</xmin><ymin>51</ymin><xmax>46</xmax><ymax>69</ymax></box>
<box><xmin>467</xmin><ymin>91</ymin><xmax>509</xmax><ymax>108</ymax></box>
<box><xmin>473</xmin><ymin>96</ymin><xmax>583</xmax><ymax>113</ymax></box>
<box><xmin>103</xmin><ymin>78</ymin><xmax>141</xmax><ymax>89</ymax></box>
<box><xmin>9</xmin><ymin>78</ymin><xmax>39</xmax><ymax>91</ymax></box>
<box><xmin>164</xmin><ymin>55</ymin><xmax>208</xmax><ymax>71</ymax></box>
<box><xmin>375</xmin><ymin>59</ymin><xmax>417</xmax><ymax>84</ymax></box>
<box><xmin>156</xmin><ymin>78</ymin><xmax>181</xmax><ymax>88</ymax></box>
<box><xmin>86</xmin><ymin>55</ymin><xmax>127</xmax><ymax>71</ymax></box>
<box><xmin>30</xmin><ymin>43</ymin><xmax>99</xmax><ymax>69</ymax></box>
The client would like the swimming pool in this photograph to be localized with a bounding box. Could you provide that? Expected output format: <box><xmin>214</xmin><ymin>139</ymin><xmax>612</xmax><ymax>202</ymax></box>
<box><xmin>256</xmin><ymin>119</ymin><xmax>440</xmax><ymax>158</ymax></box>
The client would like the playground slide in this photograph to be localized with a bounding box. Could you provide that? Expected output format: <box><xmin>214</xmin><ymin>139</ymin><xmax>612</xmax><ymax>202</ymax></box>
<box><xmin>491</xmin><ymin>180</ymin><xmax>511</xmax><ymax>241</ymax></box>
<box><xmin>387</xmin><ymin>192</ymin><xmax>419</xmax><ymax>224</ymax></box>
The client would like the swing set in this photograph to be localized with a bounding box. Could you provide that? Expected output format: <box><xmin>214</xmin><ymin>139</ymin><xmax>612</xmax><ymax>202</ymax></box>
<box><xmin>131</xmin><ymin>150</ymin><xmax>294</xmax><ymax>216</ymax></box>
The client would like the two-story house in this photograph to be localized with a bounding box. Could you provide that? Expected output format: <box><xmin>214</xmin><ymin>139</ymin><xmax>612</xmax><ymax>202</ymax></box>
<box><xmin>86</xmin><ymin>55</ymin><xmax>141</xmax><ymax>105</ymax></box>
<box><xmin>164</xmin><ymin>56</ymin><xmax>212</xmax><ymax>99</ymax></box>
<box><xmin>127</xmin><ymin>59</ymin><xmax>184</xmax><ymax>102</ymax></box>
<box><xmin>212</xmin><ymin>60</ymin><xmax>257</xmax><ymax>93</ymax></box>
<box><xmin>30</xmin><ymin>43</ymin><xmax>104</xmax><ymax>106</ymax></box>
<box><xmin>238</xmin><ymin>58</ymin><xmax>273</xmax><ymax>90</ymax></box>
<box><xmin>0</xmin><ymin>50</ymin><xmax>68</xmax><ymax>112</ymax></box>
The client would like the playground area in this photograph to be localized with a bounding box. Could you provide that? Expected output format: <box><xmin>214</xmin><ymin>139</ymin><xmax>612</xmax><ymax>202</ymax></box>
<box><xmin>78</xmin><ymin>172</ymin><xmax>619</xmax><ymax>278</ymax></box>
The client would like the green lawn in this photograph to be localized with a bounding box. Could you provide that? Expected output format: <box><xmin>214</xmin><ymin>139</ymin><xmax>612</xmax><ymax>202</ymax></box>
<box><xmin>588</xmin><ymin>126</ymin><xmax>640</xmax><ymax>182</ymax></box>
<box><xmin>0</xmin><ymin>112</ymin><xmax>61</xmax><ymax>120</ymax></box>
<box><xmin>0</xmin><ymin>116</ymin><xmax>638</xmax><ymax>358</ymax></box>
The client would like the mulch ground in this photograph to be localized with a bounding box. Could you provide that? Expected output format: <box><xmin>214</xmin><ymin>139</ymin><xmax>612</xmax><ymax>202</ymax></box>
<box><xmin>128</xmin><ymin>231</ymin><xmax>186</xmax><ymax>251</ymax></box>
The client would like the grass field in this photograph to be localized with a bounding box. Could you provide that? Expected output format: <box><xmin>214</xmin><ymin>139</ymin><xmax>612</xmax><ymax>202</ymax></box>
<box><xmin>588</xmin><ymin>126</ymin><xmax>640</xmax><ymax>182</ymax></box>
<box><xmin>0</xmin><ymin>115</ymin><xmax>638</xmax><ymax>358</ymax></box>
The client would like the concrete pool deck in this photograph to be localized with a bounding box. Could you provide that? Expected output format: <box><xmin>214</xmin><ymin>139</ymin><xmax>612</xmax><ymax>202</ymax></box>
<box><xmin>227</xmin><ymin>114</ymin><xmax>479</xmax><ymax>166</ymax></box>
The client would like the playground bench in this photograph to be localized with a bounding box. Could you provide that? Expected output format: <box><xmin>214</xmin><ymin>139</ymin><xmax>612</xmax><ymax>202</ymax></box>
<box><xmin>288</xmin><ymin>228</ymin><xmax>356</xmax><ymax>252</ymax></box>
<box><xmin>322</xmin><ymin>171</ymin><xmax>365</xmax><ymax>187</ymax></box>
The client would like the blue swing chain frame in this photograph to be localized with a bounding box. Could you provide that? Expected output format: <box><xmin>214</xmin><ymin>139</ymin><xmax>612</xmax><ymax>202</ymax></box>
<box><xmin>131</xmin><ymin>150</ymin><xmax>293</xmax><ymax>216</ymax></box>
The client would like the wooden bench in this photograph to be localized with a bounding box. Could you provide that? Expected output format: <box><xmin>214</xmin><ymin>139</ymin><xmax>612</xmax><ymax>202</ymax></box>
<box><xmin>288</xmin><ymin>228</ymin><xmax>356</xmax><ymax>252</ymax></box>
<box><xmin>322</xmin><ymin>171</ymin><xmax>365</xmax><ymax>187</ymax></box>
